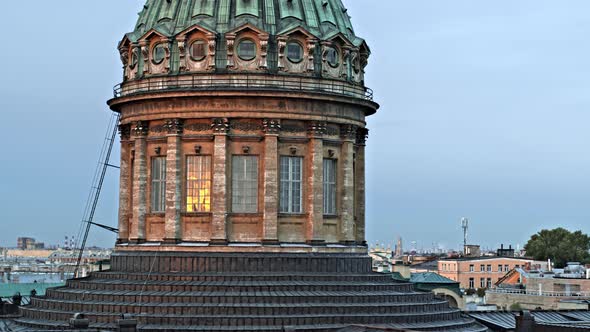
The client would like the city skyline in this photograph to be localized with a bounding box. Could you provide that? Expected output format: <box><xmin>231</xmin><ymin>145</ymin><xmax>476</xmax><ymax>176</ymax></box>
<box><xmin>0</xmin><ymin>0</ymin><xmax>589</xmax><ymax>249</ymax></box>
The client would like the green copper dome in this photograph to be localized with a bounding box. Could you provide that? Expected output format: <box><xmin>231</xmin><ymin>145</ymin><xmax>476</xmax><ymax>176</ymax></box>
<box><xmin>126</xmin><ymin>0</ymin><xmax>365</xmax><ymax>47</ymax></box>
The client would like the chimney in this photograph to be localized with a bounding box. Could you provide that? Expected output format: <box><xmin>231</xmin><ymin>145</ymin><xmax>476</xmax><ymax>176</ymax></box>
<box><xmin>516</xmin><ymin>311</ymin><xmax>535</xmax><ymax>332</ymax></box>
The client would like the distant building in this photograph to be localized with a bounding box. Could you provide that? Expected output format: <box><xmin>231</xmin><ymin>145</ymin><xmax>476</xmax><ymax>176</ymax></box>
<box><xmin>438</xmin><ymin>256</ymin><xmax>547</xmax><ymax>290</ymax></box>
<box><xmin>16</xmin><ymin>237</ymin><xmax>42</xmax><ymax>250</ymax></box>
<box><xmin>487</xmin><ymin>262</ymin><xmax>590</xmax><ymax>310</ymax></box>
<box><xmin>496</xmin><ymin>244</ymin><xmax>515</xmax><ymax>257</ymax></box>
<box><xmin>464</xmin><ymin>245</ymin><xmax>481</xmax><ymax>257</ymax></box>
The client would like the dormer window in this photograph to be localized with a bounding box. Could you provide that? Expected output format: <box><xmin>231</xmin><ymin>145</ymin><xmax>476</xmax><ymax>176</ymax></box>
<box><xmin>325</xmin><ymin>47</ymin><xmax>339</xmax><ymax>68</ymax></box>
<box><xmin>287</xmin><ymin>42</ymin><xmax>304</xmax><ymax>63</ymax></box>
<box><xmin>190</xmin><ymin>40</ymin><xmax>207</xmax><ymax>61</ymax></box>
<box><xmin>237</xmin><ymin>39</ymin><xmax>256</xmax><ymax>61</ymax></box>
<box><xmin>152</xmin><ymin>43</ymin><xmax>166</xmax><ymax>64</ymax></box>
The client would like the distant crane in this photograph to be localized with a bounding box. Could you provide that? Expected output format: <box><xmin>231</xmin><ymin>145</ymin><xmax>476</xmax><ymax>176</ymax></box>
<box><xmin>461</xmin><ymin>217</ymin><xmax>469</xmax><ymax>253</ymax></box>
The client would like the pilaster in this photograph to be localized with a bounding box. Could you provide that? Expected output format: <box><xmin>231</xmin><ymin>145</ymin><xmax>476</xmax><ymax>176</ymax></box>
<box><xmin>117</xmin><ymin>124</ymin><xmax>132</xmax><ymax>244</ymax></box>
<box><xmin>210</xmin><ymin>118</ymin><xmax>229</xmax><ymax>244</ymax></box>
<box><xmin>355</xmin><ymin>128</ymin><xmax>369</xmax><ymax>245</ymax></box>
<box><xmin>262</xmin><ymin>119</ymin><xmax>280</xmax><ymax>244</ymax></box>
<box><xmin>341</xmin><ymin>124</ymin><xmax>357</xmax><ymax>245</ymax></box>
<box><xmin>306</xmin><ymin>121</ymin><xmax>326</xmax><ymax>245</ymax></box>
<box><xmin>129</xmin><ymin>121</ymin><xmax>149</xmax><ymax>243</ymax></box>
<box><xmin>164</xmin><ymin>119</ymin><xmax>184</xmax><ymax>244</ymax></box>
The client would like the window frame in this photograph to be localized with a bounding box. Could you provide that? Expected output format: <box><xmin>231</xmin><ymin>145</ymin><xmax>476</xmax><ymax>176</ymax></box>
<box><xmin>323</xmin><ymin>158</ymin><xmax>337</xmax><ymax>216</ymax></box>
<box><xmin>185</xmin><ymin>155</ymin><xmax>212</xmax><ymax>213</ymax></box>
<box><xmin>325</xmin><ymin>47</ymin><xmax>340</xmax><ymax>68</ymax></box>
<box><xmin>189</xmin><ymin>39</ymin><xmax>207</xmax><ymax>61</ymax></box>
<box><xmin>150</xmin><ymin>156</ymin><xmax>167</xmax><ymax>213</ymax></box>
<box><xmin>152</xmin><ymin>43</ymin><xmax>167</xmax><ymax>65</ymax></box>
<box><xmin>231</xmin><ymin>155</ymin><xmax>259</xmax><ymax>213</ymax></box>
<box><xmin>237</xmin><ymin>38</ymin><xmax>257</xmax><ymax>61</ymax></box>
<box><xmin>286</xmin><ymin>41</ymin><xmax>304</xmax><ymax>64</ymax></box>
<box><xmin>279</xmin><ymin>156</ymin><xmax>303</xmax><ymax>214</ymax></box>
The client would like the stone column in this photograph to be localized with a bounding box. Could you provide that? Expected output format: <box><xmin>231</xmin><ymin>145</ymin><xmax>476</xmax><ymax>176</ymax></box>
<box><xmin>117</xmin><ymin>124</ymin><xmax>132</xmax><ymax>244</ymax></box>
<box><xmin>341</xmin><ymin>124</ymin><xmax>357</xmax><ymax>245</ymax></box>
<box><xmin>262</xmin><ymin>119</ymin><xmax>280</xmax><ymax>244</ymax></box>
<box><xmin>210</xmin><ymin>118</ymin><xmax>229</xmax><ymax>244</ymax></box>
<box><xmin>129</xmin><ymin>121</ymin><xmax>149</xmax><ymax>243</ymax></box>
<box><xmin>355</xmin><ymin>128</ymin><xmax>369</xmax><ymax>245</ymax></box>
<box><xmin>306</xmin><ymin>121</ymin><xmax>326</xmax><ymax>245</ymax></box>
<box><xmin>164</xmin><ymin>119</ymin><xmax>184</xmax><ymax>244</ymax></box>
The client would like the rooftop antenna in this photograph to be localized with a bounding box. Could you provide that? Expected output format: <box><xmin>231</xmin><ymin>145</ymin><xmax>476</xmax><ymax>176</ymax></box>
<box><xmin>461</xmin><ymin>217</ymin><xmax>469</xmax><ymax>253</ymax></box>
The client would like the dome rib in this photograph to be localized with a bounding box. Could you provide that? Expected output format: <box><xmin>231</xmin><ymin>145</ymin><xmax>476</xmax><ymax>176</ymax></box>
<box><xmin>130</xmin><ymin>0</ymin><xmax>360</xmax><ymax>44</ymax></box>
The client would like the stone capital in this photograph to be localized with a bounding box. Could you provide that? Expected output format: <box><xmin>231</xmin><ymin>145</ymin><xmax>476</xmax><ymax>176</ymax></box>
<box><xmin>119</xmin><ymin>124</ymin><xmax>131</xmax><ymax>141</ymax></box>
<box><xmin>263</xmin><ymin>119</ymin><xmax>281</xmax><ymax>135</ymax></box>
<box><xmin>132</xmin><ymin>121</ymin><xmax>149</xmax><ymax>137</ymax></box>
<box><xmin>308</xmin><ymin>121</ymin><xmax>327</xmax><ymax>137</ymax></box>
<box><xmin>340</xmin><ymin>124</ymin><xmax>358</xmax><ymax>141</ymax></box>
<box><xmin>356</xmin><ymin>127</ymin><xmax>369</xmax><ymax>145</ymax></box>
<box><xmin>164</xmin><ymin>118</ymin><xmax>184</xmax><ymax>135</ymax></box>
<box><xmin>211</xmin><ymin>118</ymin><xmax>230</xmax><ymax>134</ymax></box>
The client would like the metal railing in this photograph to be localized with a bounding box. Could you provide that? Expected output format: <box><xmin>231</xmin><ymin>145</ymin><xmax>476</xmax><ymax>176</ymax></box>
<box><xmin>488</xmin><ymin>288</ymin><xmax>590</xmax><ymax>298</ymax></box>
<box><xmin>113</xmin><ymin>74</ymin><xmax>374</xmax><ymax>101</ymax></box>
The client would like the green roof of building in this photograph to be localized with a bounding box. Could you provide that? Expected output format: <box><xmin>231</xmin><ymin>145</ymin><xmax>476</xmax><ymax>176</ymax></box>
<box><xmin>410</xmin><ymin>272</ymin><xmax>458</xmax><ymax>284</ymax></box>
<box><xmin>0</xmin><ymin>283</ymin><xmax>64</xmax><ymax>298</ymax></box>
<box><xmin>127</xmin><ymin>0</ymin><xmax>366</xmax><ymax>46</ymax></box>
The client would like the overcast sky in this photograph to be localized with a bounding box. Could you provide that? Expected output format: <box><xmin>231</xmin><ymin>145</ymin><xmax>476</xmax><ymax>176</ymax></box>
<box><xmin>0</xmin><ymin>1</ymin><xmax>588</xmax><ymax>251</ymax></box>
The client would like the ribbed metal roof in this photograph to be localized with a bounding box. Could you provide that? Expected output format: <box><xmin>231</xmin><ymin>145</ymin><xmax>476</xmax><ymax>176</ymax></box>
<box><xmin>410</xmin><ymin>272</ymin><xmax>458</xmax><ymax>284</ymax></box>
<box><xmin>126</xmin><ymin>0</ymin><xmax>365</xmax><ymax>46</ymax></box>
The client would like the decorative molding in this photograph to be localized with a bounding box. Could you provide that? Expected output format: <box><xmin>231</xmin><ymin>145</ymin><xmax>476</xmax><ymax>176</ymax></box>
<box><xmin>211</xmin><ymin>118</ymin><xmax>230</xmax><ymax>134</ymax></box>
<box><xmin>277</xmin><ymin>38</ymin><xmax>287</xmax><ymax>71</ymax></box>
<box><xmin>149</xmin><ymin>125</ymin><xmax>166</xmax><ymax>134</ymax></box>
<box><xmin>119</xmin><ymin>124</ymin><xmax>131</xmax><ymax>140</ymax></box>
<box><xmin>281</xmin><ymin>123</ymin><xmax>306</xmax><ymax>133</ymax></box>
<box><xmin>119</xmin><ymin>46</ymin><xmax>129</xmax><ymax>66</ymax></box>
<box><xmin>340</xmin><ymin>124</ymin><xmax>358</xmax><ymax>141</ymax></box>
<box><xmin>177</xmin><ymin>38</ymin><xmax>187</xmax><ymax>72</ymax></box>
<box><xmin>308</xmin><ymin>121</ymin><xmax>327</xmax><ymax>137</ymax></box>
<box><xmin>230</xmin><ymin>121</ymin><xmax>263</xmax><ymax>132</ymax></box>
<box><xmin>325</xmin><ymin>125</ymin><xmax>339</xmax><ymax>136</ymax></box>
<box><xmin>164</xmin><ymin>118</ymin><xmax>184</xmax><ymax>135</ymax></box>
<box><xmin>226</xmin><ymin>37</ymin><xmax>236</xmax><ymax>69</ymax></box>
<box><xmin>262</xmin><ymin>119</ymin><xmax>281</xmax><ymax>134</ymax></box>
<box><xmin>185</xmin><ymin>123</ymin><xmax>212</xmax><ymax>132</ymax></box>
<box><xmin>132</xmin><ymin>121</ymin><xmax>149</xmax><ymax>137</ymax></box>
<box><xmin>259</xmin><ymin>37</ymin><xmax>269</xmax><ymax>70</ymax></box>
<box><xmin>306</xmin><ymin>41</ymin><xmax>316</xmax><ymax>73</ymax></box>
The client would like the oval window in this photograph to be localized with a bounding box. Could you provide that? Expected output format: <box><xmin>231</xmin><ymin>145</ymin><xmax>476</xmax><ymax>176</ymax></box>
<box><xmin>287</xmin><ymin>42</ymin><xmax>304</xmax><ymax>63</ymax></box>
<box><xmin>237</xmin><ymin>39</ymin><xmax>257</xmax><ymax>61</ymax></box>
<box><xmin>190</xmin><ymin>40</ymin><xmax>207</xmax><ymax>61</ymax></box>
<box><xmin>152</xmin><ymin>44</ymin><xmax>166</xmax><ymax>65</ymax></box>
<box><xmin>325</xmin><ymin>47</ymin><xmax>339</xmax><ymax>68</ymax></box>
<box><xmin>130</xmin><ymin>50</ymin><xmax>138</xmax><ymax>69</ymax></box>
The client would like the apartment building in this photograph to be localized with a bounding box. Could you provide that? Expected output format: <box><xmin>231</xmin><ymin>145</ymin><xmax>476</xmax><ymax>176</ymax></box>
<box><xmin>438</xmin><ymin>256</ymin><xmax>546</xmax><ymax>290</ymax></box>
